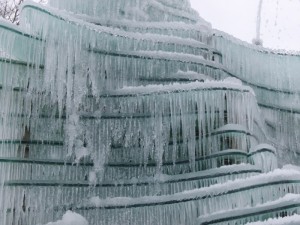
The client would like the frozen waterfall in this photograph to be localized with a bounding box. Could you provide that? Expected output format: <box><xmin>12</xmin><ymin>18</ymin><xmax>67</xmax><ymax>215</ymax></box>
<box><xmin>0</xmin><ymin>0</ymin><xmax>299</xmax><ymax>224</ymax></box>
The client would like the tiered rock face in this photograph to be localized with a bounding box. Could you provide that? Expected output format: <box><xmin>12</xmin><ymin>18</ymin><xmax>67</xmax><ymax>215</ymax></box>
<box><xmin>0</xmin><ymin>0</ymin><xmax>299</xmax><ymax>225</ymax></box>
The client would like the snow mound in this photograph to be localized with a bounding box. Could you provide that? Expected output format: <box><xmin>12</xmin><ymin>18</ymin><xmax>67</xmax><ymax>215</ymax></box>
<box><xmin>223</xmin><ymin>77</ymin><xmax>243</xmax><ymax>86</ymax></box>
<box><xmin>43</xmin><ymin>211</ymin><xmax>88</xmax><ymax>225</ymax></box>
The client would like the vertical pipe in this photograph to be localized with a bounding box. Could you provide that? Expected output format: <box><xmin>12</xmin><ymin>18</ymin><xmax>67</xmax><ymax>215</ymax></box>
<box><xmin>253</xmin><ymin>0</ymin><xmax>264</xmax><ymax>45</ymax></box>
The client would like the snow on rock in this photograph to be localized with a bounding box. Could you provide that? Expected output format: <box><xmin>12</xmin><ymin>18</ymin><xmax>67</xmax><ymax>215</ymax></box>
<box><xmin>43</xmin><ymin>211</ymin><xmax>88</xmax><ymax>225</ymax></box>
<box><xmin>245</xmin><ymin>214</ymin><xmax>300</xmax><ymax>225</ymax></box>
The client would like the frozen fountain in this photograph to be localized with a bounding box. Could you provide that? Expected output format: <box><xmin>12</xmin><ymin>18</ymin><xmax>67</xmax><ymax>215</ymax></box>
<box><xmin>0</xmin><ymin>0</ymin><xmax>300</xmax><ymax>224</ymax></box>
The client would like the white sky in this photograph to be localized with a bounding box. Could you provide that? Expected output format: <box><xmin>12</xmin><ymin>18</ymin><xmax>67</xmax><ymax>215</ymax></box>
<box><xmin>190</xmin><ymin>0</ymin><xmax>300</xmax><ymax>51</ymax></box>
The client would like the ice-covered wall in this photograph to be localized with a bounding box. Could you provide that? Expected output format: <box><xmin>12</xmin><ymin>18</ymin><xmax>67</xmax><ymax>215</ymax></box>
<box><xmin>212</xmin><ymin>30</ymin><xmax>300</xmax><ymax>162</ymax></box>
<box><xmin>0</xmin><ymin>0</ymin><xmax>294</xmax><ymax>224</ymax></box>
<box><xmin>48</xmin><ymin>0</ymin><xmax>202</xmax><ymax>24</ymax></box>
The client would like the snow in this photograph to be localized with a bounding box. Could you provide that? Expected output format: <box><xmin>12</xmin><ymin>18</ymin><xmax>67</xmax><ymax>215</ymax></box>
<box><xmin>246</xmin><ymin>214</ymin><xmax>300</xmax><ymax>225</ymax></box>
<box><xmin>82</xmin><ymin>168</ymin><xmax>300</xmax><ymax>208</ymax></box>
<box><xmin>283</xmin><ymin>165</ymin><xmax>300</xmax><ymax>171</ymax></box>
<box><xmin>223</xmin><ymin>77</ymin><xmax>243</xmax><ymax>86</ymax></box>
<box><xmin>198</xmin><ymin>194</ymin><xmax>300</xmax><ymax>224</ymax></box>
<box><xmin>105</xmin><ymin>80</ymin><xmax>254</xmax><ymax>96</ymax></box>
<box><xmin>42</xmin><ymin>211</ymin><xmax>88</xmax><ymax>225</ymax></box>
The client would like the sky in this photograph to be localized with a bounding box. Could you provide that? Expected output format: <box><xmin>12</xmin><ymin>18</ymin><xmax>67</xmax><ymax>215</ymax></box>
<box><xmin>190</xmin><ymin>0</ymin><xmax>300</xmax><ymax>51</ymax></box>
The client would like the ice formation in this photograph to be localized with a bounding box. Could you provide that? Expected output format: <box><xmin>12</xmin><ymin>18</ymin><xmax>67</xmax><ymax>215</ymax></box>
<box><xmin>0</xmin><ymin>0</ymin><xmax>299</xmax><ymax>224</ymax></box>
